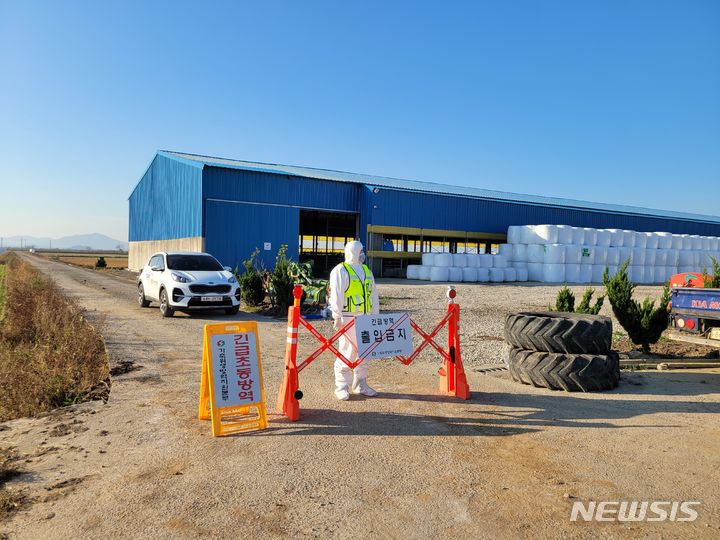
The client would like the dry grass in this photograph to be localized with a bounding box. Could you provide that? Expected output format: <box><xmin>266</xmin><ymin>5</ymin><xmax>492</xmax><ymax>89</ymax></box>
<box><xmin>0</xmin><ymin>446</ymin><xmax>23</xmax><ymax>520</ymax></box>
<box><xmin>53</xmin><ymin>256</ymin><xmax>127</xmax><ymax>269</ymax></box>
<box><xmin>0</xmin><ymin>254</ymin><xmax>110</xmax><ymax>422</ymax></box>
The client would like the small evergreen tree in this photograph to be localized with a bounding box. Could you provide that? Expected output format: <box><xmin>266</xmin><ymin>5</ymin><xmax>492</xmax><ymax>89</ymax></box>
<box><xmin>702</xmin><ymin>256</ymin><xmax>720</xmax><ymax>288</ymax></box>
<box><xmin>555</xmin><ymin>286</ymin><xmax>575</xmax><ymax>312</ymax></box>
<box><xmin>268</xmin><ymin>244</ymin><xmax>296</xmax><ymax>310</ymax></box>
<box><xmin>94</xmin><ymin>257</ymin><xmax>107</xmax><ymax>269</ymax></box>
<box><xmin>553</xmin><ymin>286</ymin><xmax>604</xmax><ymax>314</ymax></box>
<box><xmin>603</xmin><ymin>259</ymin><xmax>670</xmax><ymax>353</ymax></box>
<box><xmin>238</xmin><ymin>249</ymin><xmax>265</xmax><ymax>306</ymax></box>
<box><xmin>576</xmin><ymin>288</ymin><xmax>605</xmax><ymax>315</ymax></box>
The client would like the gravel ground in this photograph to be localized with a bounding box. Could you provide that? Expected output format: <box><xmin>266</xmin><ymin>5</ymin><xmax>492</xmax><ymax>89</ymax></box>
<box><xmin>2</xmin><ymin>256</ymin><xmax>718</xmax><ymax>539</ymax></box>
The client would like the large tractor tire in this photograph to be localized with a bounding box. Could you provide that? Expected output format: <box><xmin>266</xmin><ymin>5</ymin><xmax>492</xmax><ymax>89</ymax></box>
<box><xmin>508</xmin><ymin>347</ymin><xmax>620</xmax><ymax>392</ymax></box>
<box><xmin>505</xmin><ymin>312</ymin><xmax>612</xmax><ymax>355</ymax></box>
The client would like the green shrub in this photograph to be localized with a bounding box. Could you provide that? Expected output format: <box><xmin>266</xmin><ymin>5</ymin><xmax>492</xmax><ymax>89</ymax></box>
<box><xmin>576</xmin><ymin>288</ymin><xmax>605</xmax><ymax>315</ymax></box>
<box><xmin>238</xmin><ymin>249</ymin><xmax>265</xmax><ymax>306</ymax></box>
<box><xmin>702</xmin><ymin>256</ymin><xmax>720</xmax><ymax>288</ymax></box>
<box><xmin>555</xmin><ymin>286</ymin><xmax>575</xmax><ymax>312</ymax></box>
<box><xmin>268</xmin><ymin>245</ymin><xmax>297</xmax><ymax>310</ymax></box>
<box><xmin>554</xmin><ymin>286</ymin><xmax>604</xmax><ymax>314</ymax></box>
<box><xmin>603</xmin><ymin>259</ymin><xmax>670</xmax><ymax>353</ymax></box>
<box><xmin>94</xmin><ymin>257</ymin><xmax>107</xmax><ymax>269</ymax></box>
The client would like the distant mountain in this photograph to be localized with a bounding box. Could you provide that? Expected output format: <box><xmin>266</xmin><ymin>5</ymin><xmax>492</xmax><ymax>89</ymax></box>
<box><xmin>0</xmin><ymin>233</ymin><xmax>128</xmax><ymax>251</ymax></box>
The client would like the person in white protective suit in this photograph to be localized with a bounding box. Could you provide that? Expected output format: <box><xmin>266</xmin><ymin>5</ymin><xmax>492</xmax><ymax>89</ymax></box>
<box><xmin>327</xmin><ymin>240</ymin><xmax>380</xmax><ymax>400</ymax></box>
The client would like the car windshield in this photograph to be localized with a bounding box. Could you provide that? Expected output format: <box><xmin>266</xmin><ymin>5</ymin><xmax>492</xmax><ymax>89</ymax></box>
<box><xmin>166</xmin><ymin>254</ymin><xmax>223</xmax><ymax>271</ymax></box>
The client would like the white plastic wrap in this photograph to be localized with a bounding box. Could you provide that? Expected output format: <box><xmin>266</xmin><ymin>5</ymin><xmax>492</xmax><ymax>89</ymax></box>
<box><xmin>461</xmin><ymin>267</ymin><xmax>478</xmax><ymax>282</ymax></box>
<box><xmin>606</xmin><ymin>247</ymin><xmax>620</xmax><ymax>265</ymax></box>
<box><xmin>593</xmin><ymin>246</ymin><xmax>608</xmax><ymax>266</ymax></box>
<box><xmin>478</xmin><ymin>254</ymin><xmax>494</xmax><ymax>268</ymax></box>
<box><xmin>631</xmin><ymin>247</ymin><xmax>646</xmax><ymax>266</ymax></box>
<box><xmin>596</xmin><ymin>229</ymin><xmax>612</xmax><ymax>247</ymax></box>
<box><xmin>618</xmin><ymin>247</ymin><xmax>633</xmax><ymax>266</ymax></box>
<box><xmin>527</xmin><ymin>244</ymin><xmax>545</xmax><ymax>263</ymax></box>
<box><xmin>655</xmin><ymin>249</ymin><xmax>668</xmax><ymax>266</ymax></box>
<box><xmin>493</xmin><ymin>255</ymin><xmax>509</xmax><ymax>268</ymax></box>
<box><xmin>498</xmin><ymin>244</ymin><xmax>513</xmax><ymax>260</ymax></box>
<box><xmin>691</xmin><ymin>235</ymin><xmax>702</xmax><ymax>250</ymax></box>
<box><xmin>489</xmin><ymin>268</ymin><xmax>505</xmax><ymax>282</ymax></box>
<box><xmin>671</xmin><ymin>235</ymin><xmax>683</xmax><ymax>250</ymax></box>
<box><xmin>430</xmin><ymin>266</ymin><xmax>449</xmax><ymax>282</ymax></box>
<box><xmin>543</xmin><ymin>264</ymin><xmax>566</xmax><ymax>283</ymax></box>
<box><xmin>434</xmin><ymin>253</ymin><xmax>452</xmax><ymax>267</ymax></box>
<box><xmin>645</xmin><ymin>232</ymin><xmax>659</xmax><ymax>250</ymax></box>
<box><xmin>448</xmin><ymin>267</ymin><xmax>463</xmax><ymax>282</ymax></box>
<box><xmin>607</xmin><ymin>229</ymin><xmax>624</xmax><ymax>247</ymax></box>
<box><xmin>591</xmin><ymin>265</ymin><xmax>606</xmax><ymax>284</ymax></box>
<box><xmin>515</xmin><ymin>268</ymin><xmax>529</xmax><ymax>282</ymax></box>
<box><xmin>644</xmin><ymin>249</ymin><xmax>656</xmax><ymax>267</ymax></box>
<box><xmin>583</xmin><ymin>228</ymin><xmax>598</xmax><ymax>246</ymax></box>
<box><xmin>641</xmin><ymin>267</ymin><xmax>654</xmax><ymax>284</ymax></box>
<box><xmin>629</xmin><ymin>266</ymin><xmax>644</xmax><ymax>283</ymax></box>
<box><xmin>623</xmin><ymin>230</ymin><xmax>636</xmax><ymax>248</ymax></box>
<box><xmin>406</xmin><ymin>265</ymin><xmax>421</xmax><ymax>280</ymax></box>
<box><xmin>511</xmin><ymin>244</ymin><xmax>528</xmax><ymax>262</ymax></box>
<box><xmin>701</xmin><ymin>237</ymin><xmax>711</xmax><ymax>251</ymax></box>
<box><xmin>653</xmin><ymin>267</ymin><xmax>666</xmax><ymax>284</ymax></box>
<box><xmin>711</xmin><ymin>238</ymin><xmax>720</xmax><ymax>251</ymax></box>
<box><xmin>666</xmin><ymin>249</ymin><xmax>680</xmax><ymax>267</ymax></box>
<box><xmin>476</xmin><ymin>268</ymin><xmax>490</xmax><ymax>282</ymax></box>
<box><xmin>681</xmin><ymin>235</ymin><xmax>692</xmax><ymax>251</ymax></box>
<box><xmin>679</xmin><ymin>266</ymin><xmax>695</xmax><ymax>274</ymax></box>
<box><xmin>421</xmin><ymin>253</ymin><xmax>435</xmax><ymax>266</ymax></box>
<box><xmin>571</xmin><ymin>227</ymin><xmax>585</xmax><ymax>245</ymax></box>
<box><xmin>606</xmin><ymin>265</ymin><xmax>619</xmax><ymax>278</ymax></box>
<box><xmin>580</xmin><ymin>246</ymin><xmax>595</xmax><ymax>265</ymax></box>
<box><xmin>528</xmin><ymin>263</ymin><xmax>544</xmax><ymax>281</ymax></box>
<box><xmin>521</xmin><ymin>225</ymin><xmax>543</xmax><ymax>244</ymax></box>
<box><xmin>507</xmin><ymin>225</ymin><xmax>523</xmax><ymax>244</ymax></box>
<box><xmin>452</xmin><ymin>253</ymin><xmax>468</xmax><ymax>268</ymax></box>
<box><xmin>634</xmin><ymin>231</ymin><xmax>647</xmax><ymax>249</ymax></box>
<box><xmin>511</xmin><ymin>261</ymin><xmax>529</xmax><ymax>269</ymax></box>
<box><xmin>579</xmin><ymin>265</ymin><xmax>593</xmax><ymax>284</ymax></box>
<box><xmin>418</xmin><ymin>266</ymin><xmax>432</xmax><ymax>280</ymax></box>
<box><xmin>565</xmin><ymin>244</ymin><xmax>582</xmax><ymax>264</ymax></box>
<box><xmin>543</xmin><ymin>244</ymin><xmax>566</xmax><ymax>264</ymax></box>
<box><xmin>466</xmin><ymin>254</ymin><xmax>480</xmax><ymax>268</ymax></box>
<box><xmin>503</xmin><ymin>268</ymin><xmax>517</xmax><ymax>282</ymax></box>
<box><xmin>565</xmin><ymin>264</ymin><xmax>581</xmax><ymax>283</ymax></box>
<box><xmin>656</xmin><ymin>232</ymin><xmax>672</xmax><ymax>249</ymax></box>
<box><xmin>535</xmin><ymin>224</ymin><xmax>559</xmax><ymax>244</ymax></box>
<box><xmin>557</xmin><ymin>225</ymin><xmax>573</xmax><ymax>244</ymax></box>
<box><xmin>678</xmin><ymin>250</ymin><xmax>695</xmax><ymax>267</ymax></box>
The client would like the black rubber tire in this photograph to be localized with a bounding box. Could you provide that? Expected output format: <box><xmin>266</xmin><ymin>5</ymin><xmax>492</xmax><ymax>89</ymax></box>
<box><xmin>505</xmin><ymin>312</ymin><xmax>612</xmax><ymax>354</ymax></box>
<box><xmin>137</xmin><ymin>283</ymin><xmax>150</xmax><ymax>308</ymax></box>
<box><xmin>508</xmin><ymin>347</ymin><xmax>620</xmax><ymax>392</ymax></box>
<box><xmin>159</xmin><ymin>288</ymin><xmax>174</xmax><ymax>318</ymax></box>
<box><xmin>225</xmin><ymin>306</ymin><xmax>240</xmax><ymax>316</ymax></box>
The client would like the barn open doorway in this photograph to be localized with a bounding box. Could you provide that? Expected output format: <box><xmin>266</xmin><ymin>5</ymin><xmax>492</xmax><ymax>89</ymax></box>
<box><xmin>299</xmin><ymin>210</ymin><xmax>358</xmax><ymax>277</ymax></box>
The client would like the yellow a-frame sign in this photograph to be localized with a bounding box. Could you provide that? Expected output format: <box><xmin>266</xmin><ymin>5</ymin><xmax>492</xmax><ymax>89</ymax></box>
<box><xmin>198</xmin><ymin>322</ymin><xmax>268</xmax><ymax>436</ymax></box>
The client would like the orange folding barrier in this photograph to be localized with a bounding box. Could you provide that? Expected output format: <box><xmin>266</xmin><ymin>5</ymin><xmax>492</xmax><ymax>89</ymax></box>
<box><xmin>277</xmin><ymin>285</ymin><xmax>470</xmax><ymax>421</ymax></box>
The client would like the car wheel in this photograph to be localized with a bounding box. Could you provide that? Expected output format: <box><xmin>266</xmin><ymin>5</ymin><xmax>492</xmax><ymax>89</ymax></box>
<box><xmin>159</xmin><ymin>288</ymin><xmax>174</xmax><ymax>318</ymax></box>
<box><xmin>225</xmin><ymin>306</ymin><xmax>240</xmax><ymax>316</ymax></box>
<box><xmin>138</xmin><ymin>283</ymin><xmax>150</xmax><ymax>308</ymax></box>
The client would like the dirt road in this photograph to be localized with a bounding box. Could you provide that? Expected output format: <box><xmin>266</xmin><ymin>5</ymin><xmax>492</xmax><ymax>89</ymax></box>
<box><xmin>2</xmin><ymin>255</ymin><xmax>719</xmax><ymax>538</ymax></box>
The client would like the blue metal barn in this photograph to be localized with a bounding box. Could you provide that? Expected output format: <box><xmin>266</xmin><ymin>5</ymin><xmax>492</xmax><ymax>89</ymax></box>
<box><xmin>128</xmin><ymin>151</ymin><xmax>720</xmax><ymax>276</ymax></box>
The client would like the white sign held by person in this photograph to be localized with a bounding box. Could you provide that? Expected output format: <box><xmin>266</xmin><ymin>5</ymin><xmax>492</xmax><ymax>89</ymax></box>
<box><xmin>352</xmin><ymin>312</ymin><xmax>413</xmax><ymax>360</ymax></box>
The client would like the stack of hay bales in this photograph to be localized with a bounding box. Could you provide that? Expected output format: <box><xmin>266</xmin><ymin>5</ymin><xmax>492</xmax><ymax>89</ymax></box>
<box><xmin>405</xmin><ymin>250</ymin><xmax>528</xmax><ymax>283</ymax></box>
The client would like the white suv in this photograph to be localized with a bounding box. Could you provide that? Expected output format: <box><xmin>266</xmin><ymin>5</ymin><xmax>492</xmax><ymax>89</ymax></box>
<box><xmin>137</xmin><ymin>252</ymin><xmax>241</xmax><ymax>317</ymax></box>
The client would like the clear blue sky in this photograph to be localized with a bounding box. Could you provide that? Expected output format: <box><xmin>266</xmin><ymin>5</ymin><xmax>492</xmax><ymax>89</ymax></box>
<box><xmin>1</xmin><ymin>0</ymin><xmax>718</xmax><ymax>242</ymax></box>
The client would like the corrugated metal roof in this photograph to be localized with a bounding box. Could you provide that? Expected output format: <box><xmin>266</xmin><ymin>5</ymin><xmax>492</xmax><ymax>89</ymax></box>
<box><xmin>161</xmin><ymin>150</ymin><xmax>720</xmax><ymax>225</ymax></box>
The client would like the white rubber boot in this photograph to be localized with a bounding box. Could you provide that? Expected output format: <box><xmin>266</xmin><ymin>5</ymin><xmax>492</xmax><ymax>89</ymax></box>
<box><xmin>350</xmin><ymin>360</ymin><xmax>378</xmax><ymax>396</ymax></box>
<box><xmin>334</xmin><ymin>358</ymin><xmax>353</xmax><ymax>401</ymax></box>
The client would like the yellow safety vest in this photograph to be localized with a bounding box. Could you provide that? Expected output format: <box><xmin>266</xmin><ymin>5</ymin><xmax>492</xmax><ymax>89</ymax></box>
<box><xmin>342</xmin><ymin>263</ymin><xmax>373</xmax><ymax>314</ymax></box>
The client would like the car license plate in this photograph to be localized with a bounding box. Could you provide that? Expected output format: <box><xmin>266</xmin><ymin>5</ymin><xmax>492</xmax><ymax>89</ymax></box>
<box><xmin>201</xmin><ymin>296</ymin><xmax>223</xmax><ymax>302</ymax></box>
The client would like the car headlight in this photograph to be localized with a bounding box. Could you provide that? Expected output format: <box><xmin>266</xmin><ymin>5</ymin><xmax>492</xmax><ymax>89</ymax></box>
<box><xmin>171</xmin><ymin>272</ymin><xmax>190</xmax><ymax>283</ymax></box>
<box><xmin>228</xmin><ymin>276</ymin><xmax>237</xmax><ymax>283</ymax></box>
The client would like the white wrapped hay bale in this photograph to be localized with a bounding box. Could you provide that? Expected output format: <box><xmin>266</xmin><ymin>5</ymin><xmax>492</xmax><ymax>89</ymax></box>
<box><xmin>493</xmin><ymin>255</ymin><xmax>509</xmax><ymax>268</ymax></box>
<box><xmin>466</xmin><ymin>254</ymin><xmax>480</xmax><ymax>268</ymax></box>
<box><xmin>515</xmin><ymin>268</ymin><xmax>529</xmax><ymax>282</ymax></box>
<box><xmin>645</xmin><ymin>233</ymin><xmax>659</xmax><ymax>250</ymax></box>
<box><xmin>557</xmin><ymin>225</ymin><xmax>573</xmax><ymax>244</ymax></box>
<box><xmin>421</xmin><ymin>253</ymin><xmax>435</xmax><ymax>266</ymax></box>
<box><xmin>478</xmin><ymin>254</ymin><xmax>494</xmax><ymax>268</ymax></box>
<box><xmin>430</xmin><ymin>267</ymin><xmax>449</xmax><ymax>282</ymax></box>
<box><xmin>543</xmin><ymin>244</ymin><xmax>566</xmax><ymax>264</ymax></box>
<box><xmin>418</xmin><ymin>266</ymin><xmax>432</xmax><ymax>280</ymax></box>
<box><xmin>618</xmin><ymin>247</ymin><xmax>633</xmax><ymax>266</ymax></box>
<box><xmin>640</xmin><ymin>267</ymin><xmax>654</xmax><ymax>284</ymax></box>
<box><xmin>511</xmin><ymin>243</ymin><xmax>528</xmax><ymax>262</ymax></box>
<box><xmin>671</xmin><ymin>234</ymin><xmax>683</xmax><ymax>250</ymax></box>
<box><xmin>666</xmin><ymin>249</ymin><xmax>680</xmax><ymax>267</ymax></box>
<box><xmin>528</xmin><ymin>263</ymin><xmax>544</xmax><ymax>282</ymax></box>
<box><xmin>606</xmin><ymin>247</ymin><xmax>620</xmax><ymax>265</ymax></box>
<box><xmin>489</xmin><ymin>268</ymin><xmax>505</xmax><ymax>282</ymax></box>
<box><xmin>678</xmin><ymin>250</ymin><xmax>696</xmax><ymax>267</ymax></box>
<box><xmin>623</xmin><ymin>230</ymin><xmax>636</xmax><ymax>247</ymax></box>
<box><xmin>461</xmin><ymin>267</ymin><xmax>478</xmax><ymax>282</ymax></box>
<box><xmin>656</xmin><ymin>232</ymin><xmax>672</xmax><ymax>249</ymax></box>
<box><xmin>596</xmin><ymin>229</ymin><xmax>612</xmax><ymax>247</ymax></box>
<box><xmin>631</xmin><ymin>247</ymin><xmax>646</xmax><ymax>266</ymax></box>
<box><xmin>511</xmin><ymin>261</ymin><xmax>529</xmax><ymax>269</ymax></box>
<box><xmin>655</xmin><ymin>249</ymin><xmax>668</xmax><ymax>266</ymax></box>
<box><xmin>498</xmin><ymin>244</ymin><xmax>513</xmax><ymax>260</ymax></box>
<box><xmin>504</xmin><ymin>268</ymin><xmax>517</xmax><ymax>282</ymax></box>
<box><xmin>527</xmin><ymin>244</ymin><xmax>545</xmax><ymax>263</ymax></box>
<box><xmin>507</xmin><ymin>225</ymin><xmax>523</xmax><ymax>244</ymax></box>
<box><xmin>711</xmin><ymin>237</ymin><xmax>720</xmax><ymax>251</ymax></box>
<box><xmin>607</xmin><ymin>229</ymin><xmax>624</xmax><ymax>247</ymax></box>
<box><xmin>583</xmin><ymin>228</ymin><xmax>598</xmax><ymax>246</ymax></box>
<box><xmin>452</xmin><ymin>253</ymin><xmax>468</xmax><ymax>267</ymax></box>
<box><xmin>644</xmin><ymin>249</ymin><xmax>656</xmax><ymax>267</ymax></box>
<box><xmin>477</xmin><ymin>268</ymin><xmax>490</xmax><ymax>282</ymax></box>
<box><xmin>681</xmin><ymin>235</ymin><xmax>692</xmax><ymax>251</ymax></box>
<box><xmin>521</xmin><ymin>225</ymin><xmax>543</xmax><ymax>244</ymax></box>
<box><xmin>565</xmin><ymin>264</ymin><xmax>581</xmax><ymax>283</ymax></box>
<box><xmin>580</xmin><ymin>246</ymin><xmax>595</xmax><ymax>265</ymax></box>
<box><xmin>702</xmin><ymin>237</ymin><xmax>711</xmax><ymax>251</ymax></box>
<box><xmin>634</xmin><ymin>231</ymin><xmax>647</xmax><ymax>249</ymax></box>
<box><xmin>691</xmin><ymin>235</ymin><xmax>702</xmax><ymax>250</ymax></box>
<box><xmin>535</xmin><ymin>224</ymin><xmax>559</xmax><ymax>244</ymax></box>
<box><xmin>653</xmin><ymin>267</ymin><xmax>667</xmax><ymax>284</ymax></box>
<box><xmin>434</xmin><ymin>253</ymin><xmax>452</xmax><ymax>267</ymax></box>
<box><xmin>571</xmin><ymin>227</ymin><xmax>586</xmax><ymax>245</ymax></box>
<box><xmin>606</xmin><ymin>265</ymin><xmax>619</xmax><ymax>278</ymax></box>
<box><xmin>543</xmin><ymin>264</ymin><xmax>566</xmax><ymax>283</ymax></box>
<box><xmin>579</xmin><ymin>265</ymin><xmax>593</xmax><ymax>284</ymax></box>
<box><xmin>629</xmin><ymin>266</ymin><xmax>644</xmax><ymax>283</ymax></box>
<box><xmin>406</xmin><ymin>265</ymin><xmax>421</xmax><ymax>279</ymax></box>
<box><xmin>591</xmin><ymin>265</ymin><xmax>606</xmax><ymax>284</ymax></box>
<box><xmin>593</xmin><ymin>246</ymin><xmax>608</xmax><ymax>266</ymax></box>
<box><xmin>448</xmin><ymin>267</ymin><xmax>463</xmax><ymax>282</ymax></box>
<box><xmin>565</xmin><ymin>244</ymin><xmax>582</xmax><ymax>264</ymax></box>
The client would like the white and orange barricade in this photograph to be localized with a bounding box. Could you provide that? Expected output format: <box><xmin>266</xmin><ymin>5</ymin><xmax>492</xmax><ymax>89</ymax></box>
<box><xmin>277</xmin><ymin>285</ymin><xmax>470</xmax><ymax>421</ymax></box>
